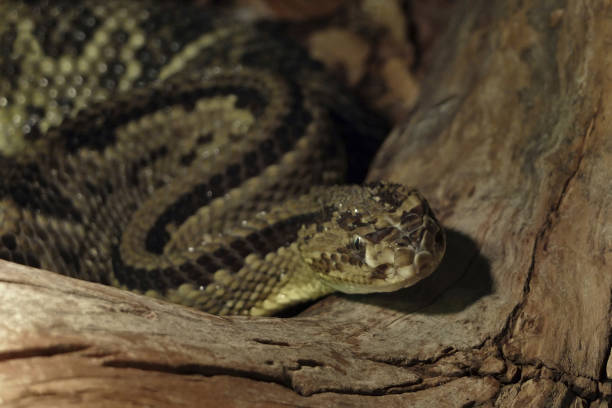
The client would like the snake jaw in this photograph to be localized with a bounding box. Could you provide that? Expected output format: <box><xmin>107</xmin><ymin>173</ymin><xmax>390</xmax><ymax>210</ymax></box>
<box><xmin>364</xmin><ymin>244</ymin><xmax>394</xmax><ymax>269</ymax></box>
<box><xmin>354</xmin><ymin>242</ymin><xmax>437</xmax><ymax>293</ymax></box>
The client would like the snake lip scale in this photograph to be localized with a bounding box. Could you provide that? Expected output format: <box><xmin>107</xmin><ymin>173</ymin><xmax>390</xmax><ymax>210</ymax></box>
<box><xmin>0</xmin><ymin>0</ymin><xmax>446</xmax><ymax>316</ymax></box>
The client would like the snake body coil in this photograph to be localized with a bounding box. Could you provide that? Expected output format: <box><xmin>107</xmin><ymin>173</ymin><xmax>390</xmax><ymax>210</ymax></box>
<box><xmin>0</xmin><ymin>1</ymin><xmax>445</xmax><ymax>315</ymax></box>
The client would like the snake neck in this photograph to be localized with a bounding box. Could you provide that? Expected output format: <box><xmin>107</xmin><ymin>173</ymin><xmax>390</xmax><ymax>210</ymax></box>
<box><xmin>247</xmin><ymin>244</ymin><xmax>336</xmax><ymax>316</ymax></box>
<box><xmin>141</xmin><ymin>242</ymin><xmax>335</xmax><ymax>316</ymax></box>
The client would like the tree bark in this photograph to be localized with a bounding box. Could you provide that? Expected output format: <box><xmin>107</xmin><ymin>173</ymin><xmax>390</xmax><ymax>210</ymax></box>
<box><xmin>1</xmin><ymin>0</ymin><xmax>611</xmax><ymax>407</ymax></box>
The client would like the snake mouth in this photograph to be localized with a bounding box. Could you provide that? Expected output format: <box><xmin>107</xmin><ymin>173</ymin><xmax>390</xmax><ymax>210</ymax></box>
<box><xmin>395</xmin><ymin>250</ymin><xmax>438</xmax><ymax>283</ymax></box>
<box><xmin>344</xmin><ymin>222</ymin><xmax>444</xmax><ymax>294</ymax></box>
<box><xmin>329</xmin><ymin>245</ymin><xmax>439</xmax><ymax>295</ymax></box>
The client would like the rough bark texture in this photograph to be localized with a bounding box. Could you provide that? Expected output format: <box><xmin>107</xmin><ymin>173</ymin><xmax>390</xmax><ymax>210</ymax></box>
<box><xmin>1</xmin><ymin>0</ymin><xmax>611</xmax><ymax>407</ymax></box>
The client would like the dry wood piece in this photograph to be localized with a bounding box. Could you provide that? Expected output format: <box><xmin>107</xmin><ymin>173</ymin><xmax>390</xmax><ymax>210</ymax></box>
<box><xmin>1</xmin><ymin>0</ymin><xmax>610</xmax><ymax>407</ymax></box>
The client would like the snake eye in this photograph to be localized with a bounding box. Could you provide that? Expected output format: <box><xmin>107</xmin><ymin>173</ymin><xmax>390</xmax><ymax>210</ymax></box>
<box><xmin>352</xmin><ymin>236</ymin><xmax>363</xmax><ymax>250</ymax></box>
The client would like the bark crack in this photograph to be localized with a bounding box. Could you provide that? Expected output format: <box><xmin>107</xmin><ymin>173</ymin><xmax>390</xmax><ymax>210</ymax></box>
<box><xmin>102</xmin><ymin>359</ymin><xmax>293</xmax><ymax>390</ymax></box>
<box><xmin>0</xmin><ymin>343</ymin><xmax>91</xmax><ymax>362</ymax></box>
<box><xmin>497</xmin><ymin>103</ymin><xmax>598</xmax><ymax>347</ymax></box>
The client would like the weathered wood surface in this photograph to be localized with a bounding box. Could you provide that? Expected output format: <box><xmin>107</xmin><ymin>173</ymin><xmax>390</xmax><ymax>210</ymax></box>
<box><xmin>1</xmin><ymin>0</ymin><xmax>611</xmax><ymax>406</ymax></box>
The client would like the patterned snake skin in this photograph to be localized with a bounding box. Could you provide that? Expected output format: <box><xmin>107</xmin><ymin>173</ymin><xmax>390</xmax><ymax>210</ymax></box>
<box><xmin>0</xmin><ymin>0</ymin><xmax>446</xmax><ymax>315</ymax></box>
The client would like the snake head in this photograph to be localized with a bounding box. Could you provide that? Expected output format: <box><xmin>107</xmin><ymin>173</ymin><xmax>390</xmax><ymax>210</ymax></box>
<box><xmin>300</xmin><ymin>183</ymin><xmax>446</xmax><ymax>294</ymax></box>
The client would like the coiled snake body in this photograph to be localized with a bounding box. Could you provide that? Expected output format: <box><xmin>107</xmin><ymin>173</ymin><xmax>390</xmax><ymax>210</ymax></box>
<box><xmin>0</xmin><ymin>1</ymin><xmax>445</xmax><ymax>315</ymax></box>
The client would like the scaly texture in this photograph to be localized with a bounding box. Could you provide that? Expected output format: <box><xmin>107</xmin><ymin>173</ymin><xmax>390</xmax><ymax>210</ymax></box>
<box><xmin>0</xmin><ymin>0</ymin><xmax>445</xmax><ymax>315</ymax></box>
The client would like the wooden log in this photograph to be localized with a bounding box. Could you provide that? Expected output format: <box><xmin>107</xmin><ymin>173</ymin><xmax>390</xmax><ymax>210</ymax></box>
<box><xmin>369</xmin><ymin>0</ymin><xmax>611</xmax><ymax>404</ymax></box>
<box><xmin>1</xmin><ymin>0</ymin><xmax>610</xmax><ymax>406</ymax></box>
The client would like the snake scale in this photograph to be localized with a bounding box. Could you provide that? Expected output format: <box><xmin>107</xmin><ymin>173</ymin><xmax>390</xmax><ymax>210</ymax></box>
<box><xmin>0</xmin><ymin>0</ymin><xmax>445</xmax><ymax>316</ymax></box>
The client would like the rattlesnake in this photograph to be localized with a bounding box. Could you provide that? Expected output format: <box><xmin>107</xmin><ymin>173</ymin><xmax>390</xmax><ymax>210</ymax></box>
<box><xmin>0</xmin><ymin>0</ymin><xmax>445</xmax><ymax>315</ymax></box>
